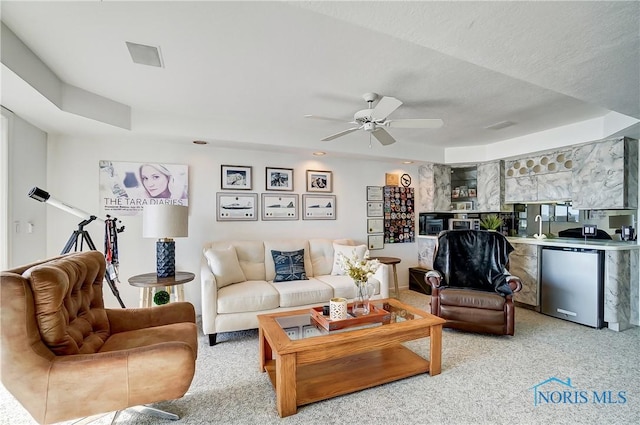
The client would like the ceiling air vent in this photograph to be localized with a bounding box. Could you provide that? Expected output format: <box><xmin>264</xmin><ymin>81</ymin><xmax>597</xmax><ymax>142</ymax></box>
<box><xmin>485</xmin><ymin>120</ymin><xmax>515</xmax><ymax>130</ymax></box>
<box><xmin>126</xmin><ymin>42</ymin><xmax>163</xmax><ymax>67</ymax></box>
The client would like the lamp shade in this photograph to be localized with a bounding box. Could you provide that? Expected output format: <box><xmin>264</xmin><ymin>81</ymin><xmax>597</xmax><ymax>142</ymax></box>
<box><xmin>142</xmin><ymin>204</ymin><xmax>188</xmax><ymax>239</ymax></box>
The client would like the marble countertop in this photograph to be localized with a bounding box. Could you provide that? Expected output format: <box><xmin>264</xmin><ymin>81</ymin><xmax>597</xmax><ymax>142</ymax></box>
<box><xmin>418</xmin><ymin>234</ymin><xmax>639</xmax><ymax>250</ymax></box>
<box><xmin>507</xmin><ymin>236</ymin><xmax>640</xmax><ymax>250</ymax></box>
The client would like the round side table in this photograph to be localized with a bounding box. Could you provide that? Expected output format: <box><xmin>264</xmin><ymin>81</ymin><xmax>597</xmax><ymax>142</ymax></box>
<box><xmin>128</xmin><ymin>271</ymin><xmax>195</xmax><ymax>307</ymax></box>
<box><xmin>370</xmin><ymin>257</ymin><xmax>401</xmax><ymax>298</ymax></box>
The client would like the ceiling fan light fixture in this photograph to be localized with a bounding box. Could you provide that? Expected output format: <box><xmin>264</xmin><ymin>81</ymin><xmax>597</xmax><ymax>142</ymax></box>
<box><xmin>126</xmin><ymin>41</ymin><xmax>164</xmax><ymax>68</ymax></box>
<box><xmin>307</xmin><ymin>92</ymin><xmax>443</xmax><ymax>146</ymax></box>
<box><xmin>363</xmin><ymin>122</ymin><xmax>376</xmax><ymax>132</ymax></box>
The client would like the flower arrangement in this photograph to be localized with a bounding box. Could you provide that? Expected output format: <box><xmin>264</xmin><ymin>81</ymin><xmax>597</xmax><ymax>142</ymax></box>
<box><xmin>336</xmin><ymin>250</ymin><xmax>381</xmax><ymax>283</ymax></box>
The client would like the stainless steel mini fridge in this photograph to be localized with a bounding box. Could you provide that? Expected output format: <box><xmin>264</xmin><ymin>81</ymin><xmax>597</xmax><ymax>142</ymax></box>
<box><xmin>540</xmin><ymin>246</ymin><xmax>604</xmax><ymax>328</ymax></box>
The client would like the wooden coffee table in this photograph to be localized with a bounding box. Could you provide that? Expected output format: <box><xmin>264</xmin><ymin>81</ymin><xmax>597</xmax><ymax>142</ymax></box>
<box><xmin>257</xmin><ymin>298</ymin><xmax>445</xmax><ymax>417</ymax></box>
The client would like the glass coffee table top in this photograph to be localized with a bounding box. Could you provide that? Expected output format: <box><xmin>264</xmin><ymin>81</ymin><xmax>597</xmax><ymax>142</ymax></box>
<box><xmin>275</xmin><ymin>300</ymin><xmax>423</xmax><ymax>341</ymax></box>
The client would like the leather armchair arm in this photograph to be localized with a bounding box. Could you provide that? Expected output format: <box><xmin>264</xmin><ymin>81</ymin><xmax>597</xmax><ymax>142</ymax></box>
<box><xmin>107</xmin><ymin>302</ymin><xmax>195</xmax><ymax>334</ymax></box>
<box><xmin>507</xmin><ymin>275</ymin><xmax>523</xmax><ymax>293</ymax></box>
<box><xmin>425</xmin><ymin>270</ymin><xmax>444</xmax><ymax>289</ymax></box>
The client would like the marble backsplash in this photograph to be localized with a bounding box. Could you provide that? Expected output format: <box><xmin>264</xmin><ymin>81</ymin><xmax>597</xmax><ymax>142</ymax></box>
<box><xmin>418</xmin><ymin>164</ymin><xmax>450</xmax><ymax>212</ymax></box>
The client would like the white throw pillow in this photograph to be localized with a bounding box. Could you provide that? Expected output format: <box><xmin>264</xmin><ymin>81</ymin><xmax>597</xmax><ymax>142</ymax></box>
<box><xmin>331</xmin><ymin>243</ymin><xmax>368</xmax><ymax>275</ymax></box>
<box><xmin>204</xmin><ymin>246</ymin><xmax>247</xmax><ymax>289</ymax></box>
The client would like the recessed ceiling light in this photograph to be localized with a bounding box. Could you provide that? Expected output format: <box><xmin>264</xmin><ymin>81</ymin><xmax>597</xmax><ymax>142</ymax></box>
<box><xmin>193</xmin><ymin>140</ymin><xmax>208</xmax><ymax>145</ymax></box>
<box><xmin>402</xmin><ymin>161</ymin><xmax>414</xmax><ymax>164</ymax></box>
<box><xmin>313</xmin><ymin>151</ymin><xmax>326</xmax><ymax>156</ymax></box>
<box><xmin>126</xmin><ymin>41</ymin><xmax>163</xmax><ymax>67</ymax></box>
<box><xmin>485</xmin><ymin>120</ymin><xmax>515</xmax><ymax>130</ymax></box>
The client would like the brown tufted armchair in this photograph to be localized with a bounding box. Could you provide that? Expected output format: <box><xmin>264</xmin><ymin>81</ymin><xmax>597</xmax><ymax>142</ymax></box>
<box><xmin>425</xmin><ymin>230</ymin><xmax>522</xmax><ymax>336</ymax></box>
<box><xmin>0</xmin><ymin>251</ymin><xmax>198</xmax><ymax>424</ymax></box>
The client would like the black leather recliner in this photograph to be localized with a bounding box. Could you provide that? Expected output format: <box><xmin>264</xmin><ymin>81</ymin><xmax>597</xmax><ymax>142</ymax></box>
<box><xmin>425</xmin><ymin>230</ymin><xmax>522</xmax><ymax>335</ymax></box>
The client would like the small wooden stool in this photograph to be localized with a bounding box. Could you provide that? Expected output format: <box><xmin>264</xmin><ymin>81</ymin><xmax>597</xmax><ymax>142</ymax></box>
<box><xmin>370</xmin><ymin>257</ymin><xmax>401</xmax><ymax>298</ymax></box>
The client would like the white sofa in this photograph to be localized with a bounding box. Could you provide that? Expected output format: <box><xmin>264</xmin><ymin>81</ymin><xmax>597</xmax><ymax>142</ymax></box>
<box><xmin>200</xmin><ymin>238</ymin><xmax>390</xmax><ymax>345</ymax></box>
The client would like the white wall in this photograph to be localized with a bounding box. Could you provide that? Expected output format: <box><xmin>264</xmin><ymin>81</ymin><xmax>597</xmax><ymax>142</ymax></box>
<box><xmin>44</xmin><ymin>135</ymin><xmax>420</xmax><ymax>312</ymax></box>
<box><xmin>2</xmin><ymin>107</ymin><xmax>47</xmax><ymax>267</ymax></box>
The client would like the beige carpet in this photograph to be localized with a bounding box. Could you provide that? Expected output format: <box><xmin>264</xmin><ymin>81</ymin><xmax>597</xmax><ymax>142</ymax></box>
<box><xmin>1</xmin><ymin>290</ymin><xmax>638</xmax><ymax>424</ymax></box>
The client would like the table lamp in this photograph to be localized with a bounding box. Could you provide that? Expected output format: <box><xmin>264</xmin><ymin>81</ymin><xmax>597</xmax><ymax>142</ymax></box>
<box><xmin>142</xmin><ymin>204</ymin><xmax>188</xmax><ymax>278</ymax></box>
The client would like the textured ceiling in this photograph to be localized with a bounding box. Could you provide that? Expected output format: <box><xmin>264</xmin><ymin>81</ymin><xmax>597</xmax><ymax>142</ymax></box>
<box><xmin>1</xmin><ymin>1</ymin><xmax>638</xmax><ymax>163</ymax></box>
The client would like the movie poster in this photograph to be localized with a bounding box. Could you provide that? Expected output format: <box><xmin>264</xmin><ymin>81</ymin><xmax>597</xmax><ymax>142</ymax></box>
<box><xmin>99</xmin><ymin>160</ymin><xmax>188</xmax><ymax>215</ymax></box>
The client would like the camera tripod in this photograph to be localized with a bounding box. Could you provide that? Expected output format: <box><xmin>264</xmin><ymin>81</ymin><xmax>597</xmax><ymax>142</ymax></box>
<box><xmin>62</xmin><ymin>217</ymin><xmax>126</xmax><ymax>308</ymax></box>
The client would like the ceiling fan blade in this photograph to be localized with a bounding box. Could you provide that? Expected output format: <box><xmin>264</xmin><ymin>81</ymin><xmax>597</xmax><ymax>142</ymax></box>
<box><xmin>371</xmin><ymin>128</ymin><xmax>396</xmax><ymax>146</ymax></box>
<box><xmin>321</xmin><ymin>127</ymin><xmax>361</xmax><ymax>141</ymax></box>
<box><xmin>372</xmin><ymin>96</ymin><xmax>402</xmax><ymax>121</ymax></box>
<box><xmin>304</xmin><ymin>114</ymin><xmax>348</xmax><ymax>123</ymax></box>
<box><xmin>385</xmin><ymin>118</ymin><xmax>444</xmax><ymax>129</ymax></box>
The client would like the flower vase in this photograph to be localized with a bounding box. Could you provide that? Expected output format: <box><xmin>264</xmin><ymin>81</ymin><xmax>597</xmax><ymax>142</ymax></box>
<box><xmin>352</xmin><ymin>280</ymin><xmax>374</xmax><ymax>316</ymax></box>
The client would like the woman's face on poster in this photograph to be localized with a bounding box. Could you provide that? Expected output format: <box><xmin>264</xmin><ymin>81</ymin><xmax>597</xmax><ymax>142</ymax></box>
<box><xmin>140</xmin><ymin>165</ymin><xmax>170</xmax><ymax>197</ymax></box>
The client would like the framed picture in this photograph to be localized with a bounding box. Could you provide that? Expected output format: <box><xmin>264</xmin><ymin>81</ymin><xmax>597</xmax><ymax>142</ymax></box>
<box><xmin>367</xmin><ymin>218</ymin><xmax>384</xmax><ymax>234</ymax></box>
<box><xmin>385</xmin><ymin>173</ymin><xmax>399</xmax><ymax>186</ymax></box>
<box><xmin>306</xmin><ymin>170</ymin><xmax>332</xmax><ymax>192</ymax></box>
<box><xmin>302</xmin><ymin>194</ymin><xmax>336</xmax><ymax>220</ymax></box>
<box><xmin>216</xmin><ymin>192</ymin><xmax>258</xmax><ymax>221</ymax></box>
<box><xmin>456</xmin><ymin>201</ymin><xmax>473</xmax><ymax>211</ymax></box>
<box><xmin>367</xmin><ymin>202</ymin><xmax>384</xmax><ymax>217</ymax></box>
<box><xmin>261</xmin><ymin>193</ymin><xmax>298</xmax><ymax>220</ymax></box>
<box><xmin>368</xmin><ymin>234</ymin><xmax>384</xmax><ymax>250</ymax></box>
<box><xmin>367</xmin><ymin>186</ymin><xmax>383</xmax><ymax>201</ymax></box>
<box><xmin>221</xmin><ymin>165</ymin><xmax>252</xmax><ymax>190</ymax></box>
<box><xmin>265</xmin><ymin>167</ymin><xmax>294</xmax><ymax>191</ymax></box>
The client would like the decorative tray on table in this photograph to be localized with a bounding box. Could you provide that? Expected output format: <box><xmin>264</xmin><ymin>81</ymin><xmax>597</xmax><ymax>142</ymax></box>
<box><xmin>310</xmin><ymin>303</ymin><xmax>391</xmax><ymax>331</ymax></box>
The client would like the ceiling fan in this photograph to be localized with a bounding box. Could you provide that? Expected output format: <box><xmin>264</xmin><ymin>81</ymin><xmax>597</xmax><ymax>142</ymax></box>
<box><xmin>305</xmin><ymin>92</ymin><xmax>443</xmax><ymax>146</ymax></box>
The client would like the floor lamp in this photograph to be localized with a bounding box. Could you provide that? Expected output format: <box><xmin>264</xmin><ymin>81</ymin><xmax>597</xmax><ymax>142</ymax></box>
<box><xmin>142</xmin><ymin>204</ymin><xmax>188</xmax><ymax>277</ymax></box>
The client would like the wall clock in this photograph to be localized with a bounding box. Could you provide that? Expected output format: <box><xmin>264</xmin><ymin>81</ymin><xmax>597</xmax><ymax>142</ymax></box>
<box><xmin>401</xmin><ymin>173</ymin><xmax>411</xmax><ymax>187</ymax></box>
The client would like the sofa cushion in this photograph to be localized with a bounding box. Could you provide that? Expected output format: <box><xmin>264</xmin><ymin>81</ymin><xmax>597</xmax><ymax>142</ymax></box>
<box><xmin>439</xmin><ymin>287</ymin><xmax>505</xmax><ymax>311</ymax></box>
<box><xmin>204</xmin><ymin>246</ymin><xmax>246</xmax><ymax>289</ymax></box>
<box><xmin>264</xmin><ymin>240</ymin><xmax>313</xmax><ymax>280</ymax></box>
<box><xmin>316</xmin><ymin>274</ymin><xmax>381</xmax><ymax>299</ymax></box>
<box><xmin>331</xmin><ymin>243</ymin><xmax>367</xmax><ymax>275</ymax></box>
<box><xmin>231</xmin><ymin>241</ymin><xmax>266</xmax><ymax>281</ymax></box>
<box><xmin>99</xmin><ymin>322</ymin><xmax>197</xmax><ymax>354</ymax></box>
<box><xmin>271</xmin><ymin>278</ymin><xmax>334</xmax><ymax>308</ymax></box>
<box><xmin>217</xmin><ymin>280</ymin><xmax>280</xmax><ymax>314</ymax></box>
<box><xmin>271</xmin><ymin>249</ymin><xmax>308</xmax><ymax>282</ymax></box>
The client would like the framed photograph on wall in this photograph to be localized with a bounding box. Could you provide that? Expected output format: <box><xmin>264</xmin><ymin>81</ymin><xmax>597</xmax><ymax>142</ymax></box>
<box><xmin>265</xmin><ymin>167</ymin><xmax>294</xmax><ymax>191</ymax></box>
<box><xmin>456</xmin><ymin>201</ymin><xmax>473</xmax><ymax>211</ymax></box>
<box><xmin>216</xmin><ymin>192</ymin><xmax>258</xmax><ymax>221</ymax></box>
<box><xmin>98</xmin><ymin>160</ymin><xmax>189</xmax><ymax>215</ymax></box>
<box><xmin>368</xmin><ymin>234</ymin><xmax>384</xmax><ymax>250</ymax></box>
<box><xmin>261</xmin><ymin>193</ymin><xmax>298</xmax><ymax>220</ymax></box>
<box><xmin>367</xmin><ymin>202</ymin><xmax>384</xmax><ymax>217</ymax></box>
<box><xmin>306</xmin><ymin>170</ymin><xmax>332</xmax><ymax>192</ymax></box>
<box><xmin>302</xmin><ymin>194</ymin><xmax>336</xmax><ymax>220</ymax></box>
<box><xmin>367</xmin><ymin>218</ymin><xmax>384</xmax><ymax>234</ymax></box>
<box><xmin>221</xmin><ymin>165</ymin><xmax>252</xmax><ymax>190</ymax></box>
<box><xmin>385</xmin><ymin>173</ymin><xmax>399</xmax><ymax>186</ymax></box>
<box><xmin>367</xmin><ymin>186</ymin><xmax>383</xmax><ymax>201</ymax></box>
